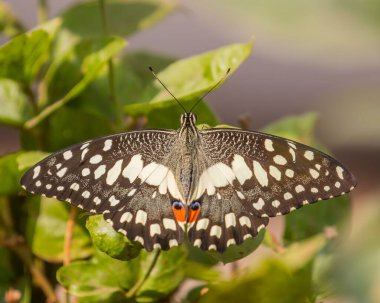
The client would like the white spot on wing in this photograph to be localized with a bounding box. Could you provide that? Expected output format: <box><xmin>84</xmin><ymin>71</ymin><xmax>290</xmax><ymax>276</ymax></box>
<box><xmin>264</xmin><ymin>139</ymin><xmax>274</xmax><ymax>152</ymax></box>
<box><xmin>269</xmin><ymin>165</ymin><xmax>281</xmax><ymax>181</ymax></box>
<box><xmin>90</xmin><ymin>154</ymin><xmax>102</xmax><ymax>164</ymax></box>
<box><xmin>272</xmin><ymin>200</ymin><xmax>280</xmax><ymax>208</ymax></box>
<box><xmin>253</xmin><ymin>198</ymin><xmax>265</xmax><ymax>210</ymax></box>
<box><xmin>304</xmin><ymin>150</ymin><xmax>314</xmax><ymax>161</ymax></box>
<box><xmin>103</xmin><ymin>139</ymin><xmax>112</xmax><ymax>151</ymax></box>
<box><xmin>196</xmin><ymin>218</ymin><xmax>209</xmax><ymax>230</ymax></box>
<box><xmin>163</xmin><ymin>218</ymin><xmax>176</xmax><ymax>231</ymax></box>
<box><xmin>295</xmin><ymin>185</ymin><xmax>305</xmax><ymax>193</ymax></box>
<box><xmin>225</xmin><ymin>213</ymin><xmax>236</xmax><ymax>228</ymax></box>
<box><xmin>109</xmin><ymin>195</ymin><xmax>120</xmax><ymax>206</ymax></box>
<box><xmin>253</xmin><ymin>161</ymin><xmax>268</xmax><ymax>187</ymax></box>
<box><xmin>169</xmin><ymin>239</ymin><xmax>178</xmax><ymax>247</ymax></box>
<box><xmin>63</xmin><ymin>150</ymin><xmax>73</xmax><ymax>160</ymax></box>
<box><xmin>150</xmin><ymin>224</ymin><xmax>161</xmax><ymax>236</ymax></box>
<box><xmin>120</xmin><ymin>212</ymin><xmax>133</xmax><ymax>223</ymax></box>
<box><xmin>284</xmin><ymin>192</ymin><xmax>293</xmax><ymax>200</ymax></box>
<box><xmin>82</xmin><ymin>191</ymin><xmax>90</xmax><ymax>198</ymax></box>
<box><xmin>289</xmin><ymin>148</ymin><xmax>296</xmax><ymax>162</ymax></box>
<box><xmin>81</xmin><ymin>168</ymin><xmax>90</xmax><ymax>177</ymax></box>
<box><xmin>70</xmin><ymin>183</ymin><xmax>79</xmax><ymax>191</ymax></box>
<box><xmin>94</xmin><ymin>165</ymin><xmax>106</xmax><ymax>179</ymax></box>
<box><xmin>207</xmin><ymin>162</ymin><xmax>235</xmax><ymax>187</ymax></box>
<box><xmin>239</xmin><ymin>216</ymin><xmax>251</xmax><ymax>227</ymax></box>
<box><xmin>336</xmin><ymin>166</ymin><xmax>344</xmax><ymax>180</ymax></box>
<box><xmin>123</xmin><ymin>155</ymin><xmax>143</xmax><ymax>183</ymax></box>
<box><xmin>57</xmin><ymin>167</ymin><xmax>67</xmax><ymax>178</ymax></box>
<box><xmin>145</xmin><ymin>164</ymin><xmax>169</xmax><ymax>186</ymax></box>
<box><xmin>33</xmin><ymin>166</ymin><xmax>41</xmax><ymax>179</ymax></box>
<box><xmin>231</xmin><ymin>155</ymin><xmax>252</xmax><ymax>185</ymax></box>
<box><xmin>309</xmin><ymin>168</ymin><xmax>320</xmax><ymax>179</ymax></box>
<box><xmin>193</xmin><ymin>239</ymin><xmax>202</xmax><ymax>247</ymax></box>
<box><xmin>81</xmin><ymin>148</ymin><xmax>89</xmax><ymax>161</ymax></box>
<box><xmin>226</xmin><ymin>238</ymin><xmax>236</xmax><ymax>247</ymax></box>
<box><xmin>273</xmin><ymin>155</ymin><xmax>287</xmax><ymax>165</ymax></box>
<box><xmin>106</xmin><ymin>159</ymin><xmax>123</xmax><ymax>185</ymax></box>
<box><xmin>135</xmin><ymin>210</ymin><xmax>147</xmax><ymax>225</ymax></box>
<box><xmin>210</xmin><ymin>225</ymin><xmax>222</xmax><ymax>238</ymax></box>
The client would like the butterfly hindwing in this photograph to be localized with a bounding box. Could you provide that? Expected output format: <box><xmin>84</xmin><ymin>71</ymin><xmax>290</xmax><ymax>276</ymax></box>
<box><xmin>198</xmin><ymin>128</ymin><xmax>357</xmax><ymax>218</ymax></box>
<box><xmin>20</xmin><ymin>130</ymin><xmax>185</xmax><ymax>251</ymax></box>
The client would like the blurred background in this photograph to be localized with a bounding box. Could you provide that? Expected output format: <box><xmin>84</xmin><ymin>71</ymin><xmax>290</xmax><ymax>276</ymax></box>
<box><xmin>1</xmin><ymin>0</ymin><xmax>379</xmax><ymax>201</ymax></box>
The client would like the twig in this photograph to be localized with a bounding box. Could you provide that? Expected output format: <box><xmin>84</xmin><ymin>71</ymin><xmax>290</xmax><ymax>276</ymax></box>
<box><xmin>2</xmin><ymin>236</ymin><xmax>57</xmax><ymax>302</ymax></box>
<box><xmin>64</xmin><ymin>206</ymin><xmax>77</xmax><ymax>266</ymax></box>
<box><xmin>38</xmin><ymin>0</ymin><xmax>48</xmax><ymax>24</ymax></box>
<box><xmin>126</xmin><ymin>250</ymin><xmax>161</xmax><ymax>298</ymax></box>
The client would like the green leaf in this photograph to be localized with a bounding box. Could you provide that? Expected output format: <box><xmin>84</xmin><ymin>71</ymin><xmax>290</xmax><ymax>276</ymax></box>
<box><xmin>44</xmin><ymin>107</ymin><xmax>113</xmax><ymax>151</ymax></box>
<box><xmin>136</xmin><ymin>248</ymin><xmax>187</xmax><ymax>302</ymax></box>
<box><xmin>26</xmin><ymin>196</ymin><xmax>93</xmax><ymax>262</ymax></box>
<box><xmin>184</xmin><ymin>261</ymin><xmax>221</xmax><ymax>282</ymax></box>
<box><xmin>86</xmin><ymin>215</ymin><xmax>141</xmax><ymax>261</ymax></box>
<box><xmin>0</xmin><ymin>151</ymin><xmax>48</xmax><ymax>196</ymax></box>
<box><xmin>0</xmin><ymin>79</ymin><xmax>33</xmax><ymax>127</ymax></box>
<box><xmin>262</xmin><ymin>112</ymin><xmax>319</xmax><ymax>145</ymax></box>
<box><xmin>54</xmin><ymin>0</ymin><xmax>176</xmax><ymax>57</ymax></box>
<box><xmin>200</xmin><ymin>236</ymin><xmax>326</xmax><ymax>303</ymax></box>
<box><xmin>0</xmin><ymin>29</ymin><xmax>50</xmax><ymax>85</ymax></box>
<box><xmin>203</xmin><ymin>229</ymin><xmax>265</xmax><ymax>264</ymax></box>
<box><xmin>0</xmin><ymin>2</ymin><xmax>24</xmax><ymax>36</ymax></box>
<box><xmin>124</xmin><ymin>42</ymin><xmax>253</xmax><ymax>116</ymax></box>
<box><xmin>60</xmin><ymin>0</ymin><xmax>176</xmax><ymax>38</ymax></box>
<box><xmin>67</xmin><ymin>51</ymin><xmax>175</xmax><ymax>122</ymax></box>
<box><xmin>24</xmin><ymin>36</ymin><xmax>126</xmax><ymax>130</ymax></box>
<box><xmin>283</xmin><ymin>195</ymin><xmax>351</xmax><ymax>243</ymax></box>
<box><xmin>57</xmin><ymin>248</ymin><xmax>187</xmax><ymax>302</ymax></box>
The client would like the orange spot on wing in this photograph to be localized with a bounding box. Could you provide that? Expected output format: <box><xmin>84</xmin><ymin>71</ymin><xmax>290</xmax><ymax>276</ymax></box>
<box><xmin>188</xmin><ymin>208</ymin><xmax>200</xmax><ymax>223</ymax></box>
<box><xmin>172</xmin><ymin>205</ymin><xmax>186</xmax><ymax>222</ymax></box>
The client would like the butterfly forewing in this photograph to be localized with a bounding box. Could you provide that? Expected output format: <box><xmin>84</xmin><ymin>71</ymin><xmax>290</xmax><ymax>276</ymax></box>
<box><xmin>20</xmin><ymin>130</ymin><xmax>185</xmax><ymax>251</ymax></box>
<box><xmin>198</xmin><ymin>129</ymin><xmax>357</xmax><ymax>218</ymax></box>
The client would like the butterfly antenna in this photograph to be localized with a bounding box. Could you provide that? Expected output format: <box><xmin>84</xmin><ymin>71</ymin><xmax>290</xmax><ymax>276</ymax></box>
<box><xmin>149</xmin><ymin>66</ymin><xmax>187</xmax><ymax>113</ymax></box>
<box><xmin>189</xmin><ymin>67</ymin><xmax>231</xmax><ymax>112</ymax></box>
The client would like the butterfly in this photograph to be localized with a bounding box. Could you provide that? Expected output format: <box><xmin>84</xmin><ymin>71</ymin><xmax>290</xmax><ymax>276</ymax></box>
<box><xmin>20</xmin><ymin>68</ymin><xmax>357</xmax><ymax>253</ymax></box>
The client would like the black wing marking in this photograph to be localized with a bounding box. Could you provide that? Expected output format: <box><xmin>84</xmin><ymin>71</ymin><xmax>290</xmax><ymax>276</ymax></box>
<box><xmin>20</xmin><ymin>130</ymin><xmax>184</xmax><ymax>251</ymax></box>
<box><xmin>199</xmin><ymin>128</ymin><xmax>357</xmax><ymax>218</ymax></box>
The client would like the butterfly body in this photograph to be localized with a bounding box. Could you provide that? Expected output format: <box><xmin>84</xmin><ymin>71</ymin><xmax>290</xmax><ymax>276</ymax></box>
<box><xmin>21</xmin><ymin>113</ymin><xmax>356</xmax><ymax>252</ymax></box>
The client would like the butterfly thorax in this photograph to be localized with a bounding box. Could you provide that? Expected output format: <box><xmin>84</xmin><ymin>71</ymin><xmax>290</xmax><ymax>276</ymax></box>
<box><xmin>175</xmin><ymin>113</ymin><xmax>200</xmax><ymax>204</ymax></box>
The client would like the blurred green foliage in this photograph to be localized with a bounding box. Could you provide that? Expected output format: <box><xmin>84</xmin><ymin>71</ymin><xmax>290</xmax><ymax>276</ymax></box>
<box><xmin>0</xmin><ymin>1</ymin><xmax>364</xmax><ymax>302</ymax></box>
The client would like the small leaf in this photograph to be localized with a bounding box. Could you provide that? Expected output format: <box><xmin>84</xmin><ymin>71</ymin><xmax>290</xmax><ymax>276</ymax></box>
<box><xmin>86</xmin><ymin>215</ymin><xmax>141</xmax><ymax>261</ymax></box>
<box><xmin>60</xmin><ymin>0</ymin><xmax>176</xmax><ymax>38</ymax></box>
<box><xmin>26</xmin><ymin>196</ymin><xmax>93</xmax><ymax>262</ymax></box>
<box><xmin>283</xmin><ymin>195</ymin><xmax>350</xmax><ymax>243</ymax></box>
<box><xmin>0</xmin><ymin>79</ymin><xmax>33</xmax><ymax>126</ymax></box>
<box><xmin>45</xmin><ymin>36</ymin><xmax>126</xmax><ymax>105</ymax></box>
<box><xmin>203</xmin><ymin>229</ymin><xmax>265</xmax><ymax>264</ymax></box>
<box><xmin>53</xmin><ymin>0</ymin><xmax>176</xmax><ymax>58</ymax></box>
<box><xmin>0</xmin><ymin>151</ymin><xmax>48</xmax><ymax>196</ymax></box>
<box><xmin>0</xmin><ymin>2</ymin><xmax>24</xmax><ymax>36</ymax></box>
<box><xmin>184</xmin><ymin>261</ymin><xmax>221</xmax><ymax>282</ymax></box>
<box><xmin>136</xmin><ymin>247</ymin><xmax>187</xmax><ymax>302</ymax></box>
<box><xmin>124</xmin><ymin>42</ymin><xmax>253</xmax><ymax>116</ymax></box>
<box><xmin>57</xmin><ymin>248</ymin><xmax>187</xmax><ymax>302</ymax></box>
<box><xmin>262</xmin><ymin>112</ymin><xmax>319</xmax><ymax>145</ymax></box>
<box><xmin>0</xmin><ymin>29</ymin><xmax>50</xmax><ymax>85</ymax></box>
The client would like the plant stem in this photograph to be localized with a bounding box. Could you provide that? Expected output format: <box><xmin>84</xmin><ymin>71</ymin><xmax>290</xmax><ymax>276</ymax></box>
<box><xmin>99</xmin><ymin>0</ymin><xmax>123</xmax><ymax>129</ymax></box>
<box><xmin>126</xmin><ymin>250</ymin><xmax>161</xmax><ymax>298</ymax></box>
<box><xmin>38</xmin><ymin>0</ymin><xmax>48</xmax><ymax>24</ymax></box>
<box><xmin>2</xmin><ymin>236</ymin><xmax>57</xmax><ymax>302</ymax></box>
<box><xmin>63</xmin><ymin>206</ymin><xmax>77</xmax><ymax>266</ymax></box>
<box><xmin>63</xmin><ymin>206</ymin><xmax>77</xmax><ymax>303</ymax></box>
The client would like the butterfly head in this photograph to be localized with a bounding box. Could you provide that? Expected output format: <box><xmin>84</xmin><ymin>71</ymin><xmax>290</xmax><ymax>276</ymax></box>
<box><xmin>180</xmin><ymin>112</ymin><xmax>197</xmax><ymax>126</ymax></box>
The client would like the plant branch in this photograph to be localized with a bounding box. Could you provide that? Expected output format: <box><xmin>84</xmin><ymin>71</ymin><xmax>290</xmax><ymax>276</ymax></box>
<box><xmin>1</xmin><ymin>235</ymin><xmax>57</xmax><ymax>302</ymax></box>
<box><xmin>63</xmin><ymin>206</ymin><xmax>77</xmax><ymax>266</ymax></box>
<box><xmin>38</xmin><ymin>0</ymin><xmax>48</xmax><ymax>24</ymax></box>
<box><xmin>99</xmin><ymin>0</ymin><xmax>122</xmax><ymax>128</ymax></box>
<box><xmin>126</xmin><ymin>250</ymin><xmax>161</xmax><ymax>298</ymax></box>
